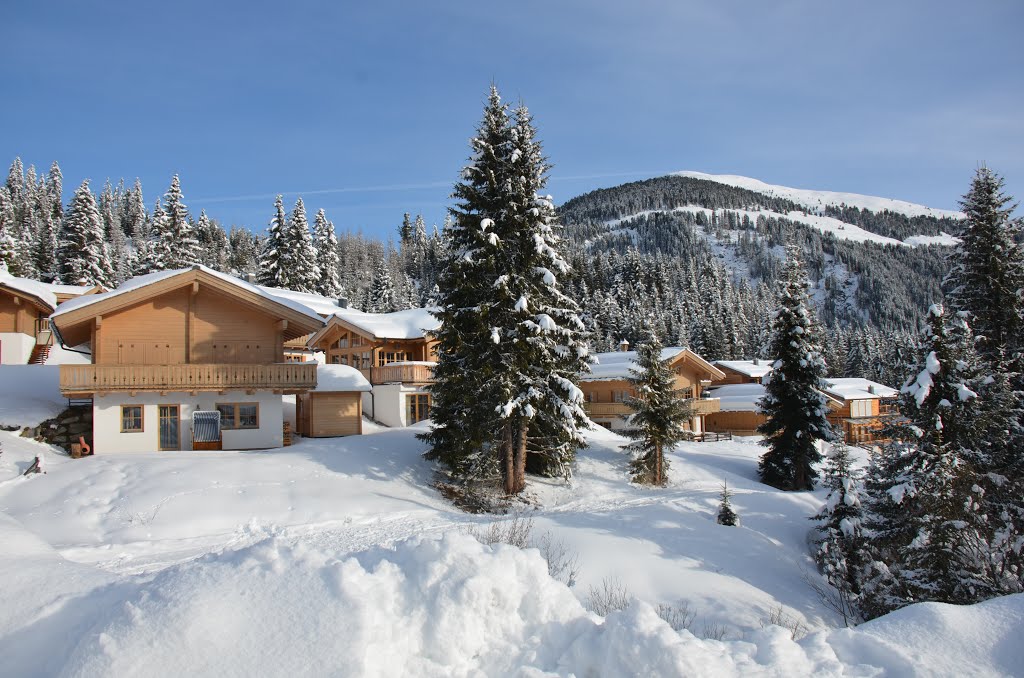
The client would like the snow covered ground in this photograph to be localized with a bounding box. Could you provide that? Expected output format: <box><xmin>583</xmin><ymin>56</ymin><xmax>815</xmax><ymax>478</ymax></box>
<box><xmin>0</xmin><ymin>401</ymin><xmax>1021</xmax><ymax>675</ymax></box>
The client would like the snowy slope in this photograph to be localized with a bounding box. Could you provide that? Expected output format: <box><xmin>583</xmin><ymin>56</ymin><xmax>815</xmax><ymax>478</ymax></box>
<box><xmin>673</xmin><ymin>171</ymin><xmax>963</xmax><ymax>220</ymax></box>
<box><xmin>0</xmin><ymin>383</ymin><xmax>1021</xmax><ymax>674</ymax></box>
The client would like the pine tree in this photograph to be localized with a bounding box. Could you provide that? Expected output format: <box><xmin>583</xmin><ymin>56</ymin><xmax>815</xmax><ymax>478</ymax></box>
<box><xmin>623</xmin><ymin>334</ymin><xmax>691</xmax><ymax>486</ymax></box>
<box><xmin>257</xmin><ymin>195</ymin><xmax>289</xmax><ymax>288</ymax></box>
<box><xmin>860</xmin><ymin>305</ymin><xmax>999</xmax><ymax>616</ymax></box>
<box><xmin>424</xmin><ymin>87</ymin><xmax>590</xmax><ymax>494</ymax></box>
<box><xmin>944</xmin><ymin>167</ymin><xmax>1024</xmax><ymax>365</ymax></box>
<box><xmin>757</xmin><ymin>245</ymin><xmax>836</xmax><ymax>490</ymax></box>
<box><xmin>0</xmin><ymin>187</ymin><xmax>17</xmax><ymax>271</ymax></box>
<box><xmin>284</xmin><ymin>197</ymin><xmax>320</xmax><ymax>293</ymax></box>
<box><xmin>57</xmin><ymin>180</ymin><xmax>109</xmax><ymax>286</ymax></box>
<box><xmin>160</xmin><ymin>175</ymin><xmax>200</xmax><ymax>268</ymax></box>
<box><xmin>811</xmin><ymin>441</ymin><xmax>865</xmax><ymax>623</ymax></box>
<box><xmin>369</xmin><ymin>257</ymin><xmax>396</xmax><ymax>312</ymax></box>
<box><xmin>717</xmin><ymin>481</ymin><xmax>740</xmax><ymax>526</ymax></box>
<box><xmin>46</xmin><ymin>161</ymin><xmax>63</xmax><ymax>225</ymax></box>
<box><xmin>313</xmin><ymin>208</ymin><xmax>342</xmax><ymax>297</ymax></box>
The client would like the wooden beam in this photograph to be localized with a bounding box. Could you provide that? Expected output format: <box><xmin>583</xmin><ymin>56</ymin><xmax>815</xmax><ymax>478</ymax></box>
<box><xmin>276</xmin><ymin>319</ymin><xmax>288</xmax><ymax>331</ymax></box>
<box><xmin>192</xmin><ymin>281</ymin><xmax>200</xmax><ymax>295</ymax></box>
<box><xmin>95</xmin><ymin>315</ymin><xmax>102</xmax><ymax>328</ymax></box>
<box><xmin>12</xmin><ymin>296</ymin><xmax>20</xmax><ymax>306</ymax></box>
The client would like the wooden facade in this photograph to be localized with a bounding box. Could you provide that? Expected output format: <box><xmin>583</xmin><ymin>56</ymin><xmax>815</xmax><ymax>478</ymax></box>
<box><xmin>307</xmin><ymin>317</ymin><xmax>437</xmax><ymax>385</ymax></box>
<box><xmin>703</xmin><ymin>410</ymin><xmax>767</xmax><ymax>436</ymax></box>
<box><xmin>52</xmin><ymin>267</ymin><xmax>324</xmax><ymax>397</ymax></box>
<box><xmin>296</xmin><ymin>391</ymin><xmax>363</xmax><ymax>437</ymax></box>
<box><xmin>0</xmin><ymin>289</ymin><xmax>49</xmax><ymax>335</ymax></box>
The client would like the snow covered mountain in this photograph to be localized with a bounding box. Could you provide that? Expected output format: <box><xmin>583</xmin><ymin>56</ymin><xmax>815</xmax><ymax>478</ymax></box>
<box><xmin>672</xmin><ymin>170</ymin><xmax>962</xmax><ymax>222</ymax></box>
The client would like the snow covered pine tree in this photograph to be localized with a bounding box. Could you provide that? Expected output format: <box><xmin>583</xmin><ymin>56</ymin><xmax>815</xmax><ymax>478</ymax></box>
<box><xmin>623</xmin><ymin>333</ymin><xmax>692</xmax><ymax>486</ymax></box>
<box><xmin>757</xmin><ymin>245</ymin><xmax>836</xmax><ymax>490</ymax></box>
<box><xmin>423</xmin><ymin>87</ymin><xmax>590</xmax><ymax>496</ymax></box>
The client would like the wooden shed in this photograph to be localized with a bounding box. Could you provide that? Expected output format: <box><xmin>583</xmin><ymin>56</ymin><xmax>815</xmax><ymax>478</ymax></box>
<box><xmin>296</xmin><ymin>364</ymin><xmax>373</xmax><ymax>438</ymax></box>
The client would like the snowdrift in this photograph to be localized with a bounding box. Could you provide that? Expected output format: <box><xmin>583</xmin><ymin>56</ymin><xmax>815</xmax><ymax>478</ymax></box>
<box><xmin>4</xmin><ymin>528</ymin><xmax>1019</xmax><ymax>677</ymax></box>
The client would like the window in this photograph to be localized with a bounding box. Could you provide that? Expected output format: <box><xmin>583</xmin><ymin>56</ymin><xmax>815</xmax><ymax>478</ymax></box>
<box><xmin>121</xmin><ymin>405</ymin><xmax>143</xmax><ymax>432</ymax></box>
<box><xmin>613</xmin><ymin>390</ymin><xmax>631</xmax><ymax>403</ymax></box>
<box><xmin>406</xmin><ymin>394</ymin><xmax>430</xmax><ymax>424</ymax></box>
<box><xmin>217</xmin><ymin>403</ymin><xmax>259</xmax><ymax>430</ymax></box>
<box><xmin>330</xmin><ymin>355</ymin><xmax>340</xmax><ymax>364</ymax></box>
<box><xmin>379</xmin><ymin>351</ymin><xmax>411</xmax><ymax>366</ymax></box>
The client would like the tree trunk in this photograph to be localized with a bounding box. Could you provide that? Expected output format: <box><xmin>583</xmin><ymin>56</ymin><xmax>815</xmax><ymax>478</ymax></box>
<box><xmin>513</xmin><ymin>418</ymin><xmax>529</xmax><ymax>494</ymax></box>
<box><xmin>654</xmin><ymin>443</ymin><xmax>662</xmax><ymax>485</ymax></box>
<box><xmin>502</xmin><ymin>422</ymin><xmax>515</xmax><ymax>495</ymax></box>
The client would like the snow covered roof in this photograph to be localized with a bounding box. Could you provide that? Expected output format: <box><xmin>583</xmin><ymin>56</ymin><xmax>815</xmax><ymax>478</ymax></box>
<box><xmin>52</xmin><ymin>265</ymin><xmax>325</xmax><ymax>325</ymax></box>
<box><xmin>0</xmin><ymin>270</ymin><xmax>57</xmax><ymax>311</ymax></box>
<box><xmin>257</xmin><ymin>286</ymin><xmax>346</xmax><ymax>317</ymax></box>
<box><xmin>822</xmin><ymin>378</ymin><xmax>898</xmax><ymax>401</ymax></box>
<box><xmin>706</xmin><ymin>383</ymin><xmax>766</xmax><ymax>412</ymax></box>
<box><xmin>313</xmin><ymin>364</ymin><xmax>372</xmax><ymax>392</ymax></box>
<box><xmin>310</xmin><ymin>307</ymin><xmax>441</xmax><ymax>346</ymax></box>
<box><xmin>714</xmin><ymin>360</ymin><xmax>774</xmax><ymax>379</ymax></box>
<box><xmin>584</xmin><ymin>347</ymin><xmax>724</xmax><ymax>382</ymax></box>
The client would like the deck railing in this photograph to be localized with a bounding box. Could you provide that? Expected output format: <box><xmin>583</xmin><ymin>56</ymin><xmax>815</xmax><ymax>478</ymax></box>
<box><xmin>59</xmin><ymin>363</ymin><xmax>318</xmax><ymax>395</ymax></box>
<box><xmin>360</xmin><ymin>363</ymin><xmax>436</xmax><ymax>385</ymax></box>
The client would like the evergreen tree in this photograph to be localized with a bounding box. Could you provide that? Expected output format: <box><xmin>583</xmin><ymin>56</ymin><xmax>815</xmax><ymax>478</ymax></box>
<box><xmin>229</xmin><ymin>226</ymin><xmax>260</xmax><ymax>275</ymax></box>
<box><xmin>757</xmin><ymin>246</ymin><xmax>836</xmax><ymax>490</ymax></box>
<box><xmin>257</xmin><ymin>195</ymin><xmax>289</xmax><ymax>288</ymax></box>
<box><xmin>860</xmin><ymin>305</ymin><xmax>1000</xmax><ymax>617</ymax></box>
<box><xmin>424</xmin><ymin>88</ymin><xmax>590</xmax><ymax>494</ymax></box>
<box><xmin>623</xmin><ymin>334</ymin><xmax>691</xmax><ymax>486</ymax></box>
<box><xmin>811</xmin><ymin>441</ymin><xmax>865</xmax><ymax>623</ymax></box>
<box><xmin>284</xmin><ymin>197</ymin><xmax>320</xmax><ymax>293</ymax></box>
<box><xmin>46</xmin><ymin>161</ymin><xmax>63</xmax><ymax>225</ymax></box>
<box><xmin>313</xmin><ymin>208</ymin><xmax>342</xmax><ymax>297</ymax></box>
<box><xmin>717</xmin><ymin>481</ymin><xmax>740</xmax><ymax>526</ymax></box>
<box><xmin>0</xmin><ymin>188</ymin><xmax>17</xmax><ymax>271</ymax></box>
<box><xmin>369</xmin><ymin>257</ymin><xmax>396</xmax><ymax>312</ymax></box>
<box><xmin>57</xmin><ymin>180</ymin><xmax>110</xmax><ymax>286</ymax></box>
<box><xmin>159</xmin><ymin>175</ymin><xmax>200</xmax><ymax>268</ymax></box>
<box><xmin>943</xmin><ymin>167</ymin><xmax>1024</xmax><ymax>364</ymax></box>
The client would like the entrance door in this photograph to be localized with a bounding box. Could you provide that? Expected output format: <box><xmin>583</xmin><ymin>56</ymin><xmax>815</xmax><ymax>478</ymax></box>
<box><xmin>158</xmin><ymin>405</ymin><xmax>180</xmax><ymax>451</ymax></box>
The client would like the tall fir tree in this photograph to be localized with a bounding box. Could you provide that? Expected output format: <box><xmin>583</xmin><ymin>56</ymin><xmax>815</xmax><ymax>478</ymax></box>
<box><xmin>284</xmin><ymin>197</ymin><xmax>320</xmax><ymax>293</ymax></box>
<box><xmin>159</xmin><ymin>175</ymin><xmax>200</xmax><ymax>268</ymax></box>
<box><xmin>369</xmin><ymin>257</ymin><xmax>396</xmax><ymax>312</ymax></box>
<box><xmin>424</xmin><ymin>87</ymin><xmax>590</xmax><ymax>494</ymax></box>
<box><xmin>757</xmin><ymin>245</ymin><xmax>836</xmax><ymax>490</ymax></box>
<box><xmin>257</xmin><ymin>195</ymin><xmax>290</xmax><ymax>288</ymax></box>
<box><xmin>860</xmin><ymin>305</ymin><xmax>1004</xmax><ymax>617</ymax></box>
<box><xmin>57</xmin><ymin>180</ymin><xmax>110</xmax><ymax>286</ymax></box>
<box><xmin>811</xmin><ymin>441</ymin><xmax>866</xmax><ymax>624</ymax></box>
<box><xmin>623</xmin><ymin>334</ymin><xmax>692</xmax><ymax>486</ymax></box>
<box><xmin>313</xmin><ymin>208</ymin><xmax>342</xmax><ymax>298</ymax></box>
<box><xmin>0</xmin><ymin>187</ymin><xmax>17</xmax><ymax>272</ymax></box>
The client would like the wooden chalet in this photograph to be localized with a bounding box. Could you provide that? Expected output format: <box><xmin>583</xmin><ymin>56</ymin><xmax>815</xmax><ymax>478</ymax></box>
<box><xmin>580</xmin><ymin>344</ymin><xmax>725</xmax><ymax>433</ymax></box>
<box><xmin>49</xmin><ymin>265</ymin><xmax>325</xmax><ymax>453</ymax></box>
<box><xmin>305</xmin><ymin>308</ymin><xmax>439</xmax><ymax>428</ymax></box>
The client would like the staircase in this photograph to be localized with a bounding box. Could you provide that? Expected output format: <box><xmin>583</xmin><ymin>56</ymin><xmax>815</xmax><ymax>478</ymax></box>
<box><xmin>28</xmin><ymin>344</ymin><xmax>51</xmax><ymax>364</ymax></box>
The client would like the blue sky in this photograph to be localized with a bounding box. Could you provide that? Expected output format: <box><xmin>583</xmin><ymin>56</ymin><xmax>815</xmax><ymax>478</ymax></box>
<box><xmin>3</xmin><ymin>1</ymin><xmax>1021</xmax><ymax>239</ymax></box>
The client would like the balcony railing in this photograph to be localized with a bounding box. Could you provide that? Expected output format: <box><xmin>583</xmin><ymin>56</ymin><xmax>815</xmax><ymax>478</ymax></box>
<box><xmin>59</xmin><ymin>363</ymin><xmax>318</xmax><ymax>395</ymax></box>
<box><xmin>360</xmin><ymin>362</ymin><xmax>436</xmax><ymax>385</ymax></box>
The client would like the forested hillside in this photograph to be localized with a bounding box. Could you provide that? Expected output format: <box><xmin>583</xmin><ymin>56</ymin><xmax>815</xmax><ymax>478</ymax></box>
<box><xmin>0</xmin><ymin>159</ymin><xmax>963</xmax><ymax>387</ymax></box>
<box><xmin>558</xmin><ymin>175</ymin><xmax>963</xmax><ymax>385</ymax></box>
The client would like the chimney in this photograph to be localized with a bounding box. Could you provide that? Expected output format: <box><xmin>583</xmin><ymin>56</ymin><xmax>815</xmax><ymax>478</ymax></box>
<box><xmin>753</xmin><ymin>358</ymin><xmax>760</xmax><ymax>366</ymax></box>
<box><xmin>244</xmin><ymin>273</ymin><xmax>256</xmax><ymax>284</ymax></box>
<box><xmin>868</xmin><ymin>384</ymin><xmax>875</xmax><ymax>395</ymax></box>
<box><xmin>619</xmin><ymin>338</ymin><xmax>630</xmax><ymax>352</ymax></box>
<box><xmin>338</xmin><ymin>297</ymin><xmax>349</xmax><ymax>309</ymax></box>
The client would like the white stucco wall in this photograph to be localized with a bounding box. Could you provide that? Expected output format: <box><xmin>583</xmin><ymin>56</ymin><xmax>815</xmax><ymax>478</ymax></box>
<box><xmin>0</xmin><ymin>332</ymin><xmax>34</xmax><ymax>364</ymax></box>
<box><xmin>93</xmin><ymin>390</ymin><xmax>284</xmax><ymax>453</ymax></box>
<box><xmin>363</xmin><ymin>383</ymin><xmax>429</xmax><ymax>428</ymax></box>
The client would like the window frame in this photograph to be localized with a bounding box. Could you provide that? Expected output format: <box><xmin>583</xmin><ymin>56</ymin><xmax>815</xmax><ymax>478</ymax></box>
<box><xmin>406</xmin><ymin>393</ymin><xmax>431</xmax><ymax>424</ymax></box>
<box><xmin>216</xmin><ymin>402</ymin><xmax>260</xmax><ymax>430</ymax></box>
<box><xmin>120</xmin><ymin>405</ymin><xmax>144</xmax><ymax>433</ymax></box>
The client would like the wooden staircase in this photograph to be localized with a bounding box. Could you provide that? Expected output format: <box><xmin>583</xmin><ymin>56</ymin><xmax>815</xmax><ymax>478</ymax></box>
<box><xmin>28</xmin><ymin>344</ymin><xmax>51</xmax><ymax>365</ymax></box>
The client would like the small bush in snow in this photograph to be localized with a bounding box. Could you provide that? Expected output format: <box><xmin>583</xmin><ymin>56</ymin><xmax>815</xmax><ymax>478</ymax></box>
<box><xmin>586</xmin><ymin>576</ymin><xmax>632</xmax><ymax>616</ymax></box>
<box><xmin>465</xmin><ymin>512</ymin><xmax>580</xmax><ymax>587</ymax></box>
<box><xmin>760</xmin><ymin>605</ymin><xmax>808</xmax><ymax>640</ymax></box>
<box><xmin>655</xmin><ymin>601</ymin><xmax>696</xmax><ymax>633</ymax></box>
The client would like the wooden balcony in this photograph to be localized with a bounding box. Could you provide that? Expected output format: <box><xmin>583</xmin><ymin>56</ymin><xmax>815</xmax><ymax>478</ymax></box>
<box><xmin>359</xmin><ymin>362</ymin><xmax>435</xmax><ymax>385</ymax></box>
<box><xmin>583</xmin><ymin>398</ymin><xmax>720</xmax><ymax>419</ymax></box>
<box><xmin>60</xmin><ymin>363</ymin><xmax>318</xmax><ymax>396</ymax></box>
